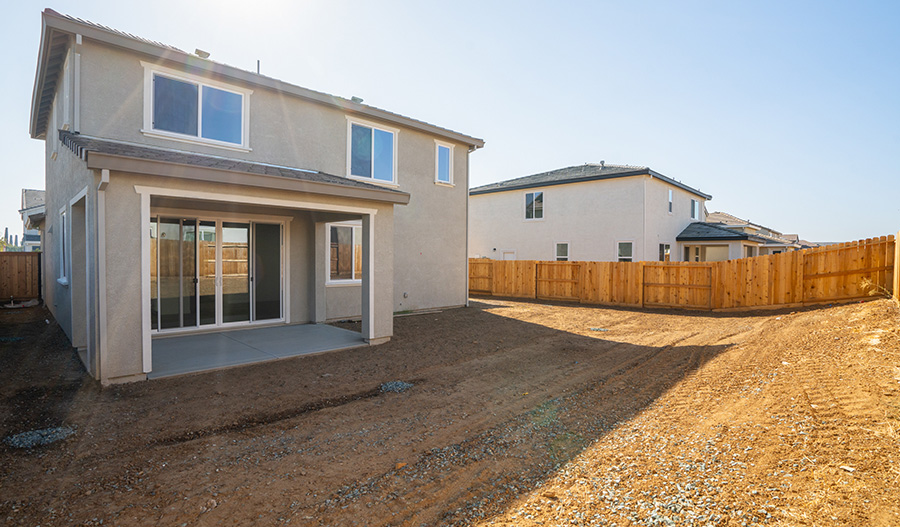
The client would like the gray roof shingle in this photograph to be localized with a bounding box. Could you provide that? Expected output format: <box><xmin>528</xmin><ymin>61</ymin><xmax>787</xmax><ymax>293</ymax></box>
<box><xmin>470</xmin><ymin>163</ymin><xmax>711</xmax><ymax>199</ymax></box>
<box><xmin>58</xmin><ymin>130</ymin><xmax>408</xmax><ymax>196</ymax></box>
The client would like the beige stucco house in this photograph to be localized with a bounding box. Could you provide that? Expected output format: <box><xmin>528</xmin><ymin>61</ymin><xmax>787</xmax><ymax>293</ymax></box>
<box><xmin>29</xmin><ymin>9</ymin><xmax>483</xmax><ymax>383</ymax></box>
<box><xmin>469</xmin><ymin>163</ymin><xmax>711</xmax><ymax>263</ymax></box>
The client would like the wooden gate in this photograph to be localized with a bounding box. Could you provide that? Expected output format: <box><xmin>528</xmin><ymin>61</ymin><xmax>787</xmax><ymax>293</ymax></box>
<box><xmin>468</xmin><ymin>259</ymin><xmax>493</xmax><ymax>295</ymax></box>
<box><xmin>536</xmin><ymin>262</ymin><xmax>582</xmax><ymax>302</ymax></box>
<box><xmin>642</xmin><ymin>263</ymin><xmax>713</xmax><ymax>309</ymax></box>
<box><xmin>0</xmin><ymin>252</ymin><xmax>41</xmax><ymax>301</ymax></box>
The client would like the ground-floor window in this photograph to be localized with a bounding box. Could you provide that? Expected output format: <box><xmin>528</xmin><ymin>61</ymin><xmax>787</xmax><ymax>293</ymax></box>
<box><xmin>617</xmin><ymin>241</ymin><xmax>633</xmax><ymax>262</ymax></box>
<box><xmin>659</xmin><ymin>243</ymin><xmax>671</xmax><ymax>262</ymax></box>
<box><xmin>150</xmin><ymin>216</ymin><xmax>283</xmax><ymax>331</ymax></box>
<box><xmin>555</xmin><ymin>242</ymin><xmax>569</xmax><ymax>262</ymax></box>
<box><xmin>327</xmin><ymin>221</ymin><xmax>362</xmax><ymax>283</ymax></box>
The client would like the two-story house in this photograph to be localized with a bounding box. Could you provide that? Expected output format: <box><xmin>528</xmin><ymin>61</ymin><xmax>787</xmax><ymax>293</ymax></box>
<box><xmin>29</xmin><ymin>9</ymin><xmax>483</xmax><ymax>383</ymax></box>
<box><xmin>469</xmin><ymin>163</ymin><xmax>711</xmax><ymax>262</ymax></box>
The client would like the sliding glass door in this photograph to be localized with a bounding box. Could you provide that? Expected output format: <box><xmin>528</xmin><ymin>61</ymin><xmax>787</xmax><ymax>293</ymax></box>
<box><xmin>151</xmin><ymin>216</ymin><xmax>283</xmax><ymax>332</ymax></box>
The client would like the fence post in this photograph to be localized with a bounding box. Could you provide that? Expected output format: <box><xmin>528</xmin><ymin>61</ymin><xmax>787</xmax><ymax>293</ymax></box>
<box><xmin>638</xmin><ymin>261</ymin><xmax>645</xmax><ymax>308</ymax></box>
<box><xmin>894</xmin><ymin>230</ymin><xmax>899</xmax><ymax>301</ymax></box>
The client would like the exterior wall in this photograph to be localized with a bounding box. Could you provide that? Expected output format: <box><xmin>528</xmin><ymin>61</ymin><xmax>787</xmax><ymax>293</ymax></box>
<box><xmin>98</xmin><ymin>170</ymin><xmax>395</xmax><ymax>382</ymax></box>
<box><xmin>42</xmin><ymin>63</ymin><xmax>97</xmax><ymax>350</ymax></box>
<box><xmin>469</xmin><ymin>176</ymin><xmax>707</xmax><ymax>263</ymax></box>
<box><xmin>76</xmin><ymin>39</ymin><xmax>467</xmax><ymax>314</ymax></box>
<box><xmin>642</xmin><ymin>177</ymin><xmax>707</xmax><ymax>262</ymax></box>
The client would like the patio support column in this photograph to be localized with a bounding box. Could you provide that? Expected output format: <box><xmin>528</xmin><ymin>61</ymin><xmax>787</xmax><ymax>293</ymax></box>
<box><xmin>313</xmin><ymin>222</ymin><xmax>327</xmax><ymax>323</ymax></box>
<box><xmin>361</xmin><ymin>213</ymin><xmax>375</xmax><ymax>341</ymax></box>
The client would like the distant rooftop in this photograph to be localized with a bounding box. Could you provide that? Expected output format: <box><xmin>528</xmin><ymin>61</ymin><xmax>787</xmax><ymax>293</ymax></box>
<box><xmin>470</xmin><ymin>163</ymin><xmax>711</xmax><ymax>200</ymax></box>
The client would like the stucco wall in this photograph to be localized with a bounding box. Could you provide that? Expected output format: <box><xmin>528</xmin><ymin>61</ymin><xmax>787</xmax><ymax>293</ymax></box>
<box><xmin>469</xmin><ymin>176</ymin><xmax>707</xmax><ymax>263</ymax></box>
<box><xmin>76</xmin><ymin>39</ymin><xmax>467</xmax><ymax>314</ymax></box>
<box><xmin>97</xmin><ymin>171</ymin><xmax>395</xmax><ymax>382</ymax></box>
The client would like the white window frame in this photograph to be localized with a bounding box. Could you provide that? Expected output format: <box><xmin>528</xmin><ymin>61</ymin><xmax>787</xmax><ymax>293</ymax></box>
<box><xmin>555</xmin><ymin>242</ymin><xmax>569</xmax><ymax>262</ymax></box>
<box><xmin>617</xmin><ymin>240</ymin><xmax>634</xmax><ymax>262</ymax></box>
<box><xmin>691</xmin><ymin>199</ymin><xmax>700</xmax><ymax>220</ymax></box>
<box><xmin>346</xmin><ymin>116</ymin><xmax>399</xmax><ymax>187</ymax></box>
<box><xmin>524</xmin><ymin>191</ymin><xmax>544</xmax><ymax>221</ymax></box>
<box><xmin>434</xmin><ymin>140</ymin><xmax>454</xmax><ymax>186</ymax></box>
<box><xmin>668</xmin><ymin>189</ymin><xmax>673</xmax><ymax>214</ymax></box>
<box><xmin>141</xmin><ymin>61</ymin><xmax>253</xmax><ymax>152</ymax></box>
<box><xmin>659</xmin><ymin>243</ymin><xmax>671</xmax><ymax>262</ymax></box>
<box><xmin>326</xmin><ymin>220</ymin><xmax>363</xmax><ymax>285</ymax></box>
<box><xmin>57</xmin><ymin>207</ymin><xmax>69</xmax><ymax>285</ymax></box>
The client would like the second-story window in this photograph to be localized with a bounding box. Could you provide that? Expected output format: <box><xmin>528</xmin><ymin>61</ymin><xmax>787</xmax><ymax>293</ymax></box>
<box><xmin>668</xmin><ymin>189</ymin><xmax>673</xmax><ymax>213</ymax></box>
<box><xmin>525</xmin><ymin>191</ymin><xmax>543</xmax><ymax>220</ymax></box>
<box><xmin>348</xmin><ymin>119</ymin><xmax>396</xmax><ymax>184</ymax></box>
<box><xmin>691</xmin><ymin>199</ymin><xmax>700</xmax><ymax>220</ymax></box>
<box><xmin>154</xmin><ymin>75</ymin><xmax>243</xmax><ymax>144</ymax></box>
<box><xmin>143</xmin><ymin>62</ymin><xmax>251</xmax><ymax>150</ymax></box>
<box><xmin>435</xmin><ymin>141</ymin><xmax>453</xmax><ymax>185</ymax></box>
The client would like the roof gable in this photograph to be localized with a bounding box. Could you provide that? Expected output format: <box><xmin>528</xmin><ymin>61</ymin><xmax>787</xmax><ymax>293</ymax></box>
<box><xmin>470</xmin><ymin>163</ymin><xmax>711</xmax><ymax>200</ymax></box>
<box><xmin>30</xmin><ymin>9</ymin><xmax>484</xmax><ymax>149</ymax></box>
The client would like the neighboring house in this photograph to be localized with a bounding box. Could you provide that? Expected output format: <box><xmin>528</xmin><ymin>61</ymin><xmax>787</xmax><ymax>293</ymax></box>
<box><xmin>676</xmin><ymin>211</ymin><xmax>802</xmax><ymax>261</ymax></box>
<box><xmin>469</xmin><ymin>163</ymin><xmax>711</xmax><ymax>263</ymax></box>
<box><xmin>30</xmin><ymin>9</ymin><xmax>483</xmax><ymax>383</ymax></box>
<box><xmin>19</xmin><ymin>189</ymin><xmax>46</xmax><ymax>252</ymax></box>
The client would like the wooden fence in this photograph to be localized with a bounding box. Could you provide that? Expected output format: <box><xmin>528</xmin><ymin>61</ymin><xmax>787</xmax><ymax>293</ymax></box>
<box><xmin>469</xmin><ymin>234</ymin><xmax>897</xmax><ymax>311</ymax></box>
<box><xmin>0</xmin><ymin>252</ymin><xmax>41</xmax><ymax>302</ymax></box>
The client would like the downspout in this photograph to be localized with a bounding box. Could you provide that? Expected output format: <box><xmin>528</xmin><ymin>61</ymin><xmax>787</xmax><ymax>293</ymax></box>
<box><xmin>96</xmin><ymin>169</ymin><xmax>109</xmax><ymax>381</ymax></box>
<box><xmin>643</xmin><ymin>175</ymin><xmax>649</xmax><ymax>262</ymax></box>
<box><xmin>465</xmin><ymin>147</ymin><xmax>471</xmax><ymax>307</ymax></box>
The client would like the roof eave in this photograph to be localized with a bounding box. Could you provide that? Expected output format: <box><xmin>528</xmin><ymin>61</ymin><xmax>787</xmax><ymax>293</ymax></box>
<box><xmin>646</xmin><ymin>170</ymin><xmax>712</xmax><ymax>200</ymax></box>
<box><xmin>84</xmin><ymin>151</ymin><xmax>410</xmax><ymax>205</ymax></box>
<box><xmin>469</xmin><ymin>169</ymin><xmax>651</xmax><ymax>196</ymax></box>
<box><xmin>34</xmin><ymin>9</ymin><xmax>484</xmax><ymax>149</ymax></box>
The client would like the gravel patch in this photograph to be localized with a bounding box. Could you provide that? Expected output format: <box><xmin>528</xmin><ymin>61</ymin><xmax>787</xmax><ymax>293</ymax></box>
<box><xmin>4</xmin><ymin>426</ymin><xmax>76</xmax><ymax>448</ymax></box>
<box><xmin>380</xmin><ymin>381</ymin><xmax>414</xmax><ymax>393</ymax></box>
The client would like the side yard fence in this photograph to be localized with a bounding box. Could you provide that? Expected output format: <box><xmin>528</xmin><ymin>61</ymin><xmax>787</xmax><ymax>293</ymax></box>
<box><xmin>0</xmin><ymin>252</ymin><xmax>41</xmax><ymax>302</ymax></box>
<box><xmin>470</xmin><ymin>234</ymin><xmax>898</xmax><ymax>311</ymax></box>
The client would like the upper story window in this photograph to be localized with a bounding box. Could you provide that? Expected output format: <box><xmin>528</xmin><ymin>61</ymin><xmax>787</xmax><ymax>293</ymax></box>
<box><xmin>435</xmin><ymin>141</ymin><xmax>453</xmax><ymax>185</ymax></box>
<box><xmin>348</xmin><ymin>118</ymin><xmax>397</xmax><ymax>184</ymax></box>
<box><xmin>691</xmin><ymin>199</ymin><xmax>700</xmax><ymax>220</ymax></box>
<box><xmin>668</xmin><ymin>189</ymin><xmax>673</xmax><ymax>213</ymax></box>
<box><xmin>525</xmin><ymin>191</ymin><xmax>543</xmax><ymax>220</ymax></box>
<box><xmin>141</xmin><ymin>62</ymin><xmax>252</xmax><ymax>151</ymax></box>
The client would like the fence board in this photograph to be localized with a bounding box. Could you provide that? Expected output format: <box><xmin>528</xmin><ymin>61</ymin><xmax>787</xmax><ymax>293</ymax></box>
<box><xmin>0</xmin><ymin>252</ymin><xmax>41</xmax><ymax>301</ymax></box>
<box><xmin>468</xmin><ymin>233</ymin><xmax>896</xmax><ymax>311</ymax></box>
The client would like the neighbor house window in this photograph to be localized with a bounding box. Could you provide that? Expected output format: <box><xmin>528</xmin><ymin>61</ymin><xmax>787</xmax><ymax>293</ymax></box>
<box><xmin>327</xmin><ymin>222</ymin><xmax>362</xmax><ymax>282</ymax></box>
<box><xmin>348</xmin><ymin>119</ymin><xmax>397</xmax><ymax>183</ymax></box>
<box><xmin>525</xmin><ymin>191</ymin><xmax>543</xmax><ymax>220</ymax></box>
<box><xmin>668</xmin><ymin>189</ymin><xmax>673</xmax><ymax>213</ymax></box>
<box><xmin>435</xmin><ymin>142</ymin><xmax>453</xmax><ymax>185</ymax></box>
<box><xmin>659</xmin><ymin>243</ymin><xmax>671</xmax><ymax>261</ymax></box>
<box><xmin>556</xmin><ymin>242</ymin><xmax>569</xmax><ymax>262</ymax></box>
<box><xmin>691</xmin><ymin>199</ymin><xmax>700</xmax><ymax>220</ymax></box>
<box><xmin>142</xmin><ymin>63</ymin><xmax>251</xmax><ymax>149</ymax></box>
<box><xmin>617</xmin><ymin>241</ymin><xmax>633</xmax><ymax>262</ymax></box>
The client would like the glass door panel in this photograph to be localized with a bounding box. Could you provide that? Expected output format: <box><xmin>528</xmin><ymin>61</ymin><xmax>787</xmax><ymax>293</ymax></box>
<box><xmin>150</xmin><ymin>218</ymin><xmax>158</xmax><ymax>331</ymax></box>
<box><xmin>222</xmin><ymin>222</ymin><xmax>250</xmax><ymax>323</ymax></box>
<box><xmin>181</xmin><ymin>221</ymin><xmax>197</xmax><ymax>328</ymax></box>
<box><xmin>198</xmin><ymin>221</ymin><xmax>217</xmax><ymax>326</ymax></box>
<box><xmin>158</xmin><ymin>218</ymin><xmax>182</xmax><ymax>329</ymax></box>
<box><xmin>253</xmin><ymin>223</ymin><xmax>282</xmax><ymax>321</ymax></box>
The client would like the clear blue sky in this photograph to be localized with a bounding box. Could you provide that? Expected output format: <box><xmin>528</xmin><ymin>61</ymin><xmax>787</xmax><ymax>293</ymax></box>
<box><xmin>3</xmin><ymin>0</ymin><xmax>898</xmax><ymax>242</ymax></box>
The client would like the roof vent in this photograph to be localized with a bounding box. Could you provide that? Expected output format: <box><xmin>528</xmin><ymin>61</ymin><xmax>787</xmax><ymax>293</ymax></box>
<box><xmin>351</xmin><ymin>96</ymin><xmax>364</xmax><ymax>104</ymax></box>
<box><xmin>195</xmin><ymin>49</ymin><xmax>210</xmax><ymax>59</ymax></box>
<box><xmin>599</xmin><ymin>160</ymin><xmax>605</xmax><ymax>168</ymax></box>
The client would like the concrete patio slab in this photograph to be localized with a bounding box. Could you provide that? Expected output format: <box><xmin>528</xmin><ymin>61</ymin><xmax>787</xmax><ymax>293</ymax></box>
<box><xmin>149</xmin><ymin>324</ymin><xmax>366</xmax><ymax>379</ymax></box>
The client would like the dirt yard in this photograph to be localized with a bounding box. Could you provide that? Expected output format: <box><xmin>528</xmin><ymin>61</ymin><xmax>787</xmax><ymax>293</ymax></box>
<box><xmin>2</xmin><ymin>297</ymin><xmax>899</xmax><ymax>526</ymax></box>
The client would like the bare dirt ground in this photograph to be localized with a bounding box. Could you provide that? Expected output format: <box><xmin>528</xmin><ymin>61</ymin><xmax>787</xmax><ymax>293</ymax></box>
<box><xmin>1</xmin><ymin>297</ymin><xmax>899</xmax><ymax>526</ymax></box>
